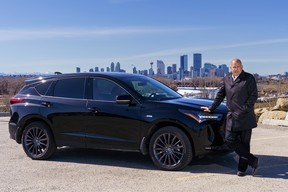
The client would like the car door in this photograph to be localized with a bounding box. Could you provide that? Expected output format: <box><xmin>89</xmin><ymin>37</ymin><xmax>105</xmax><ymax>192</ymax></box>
<box><xmin>85</xmin><ymin>77</ymin><xmax>143</xmax><ymax>151</ymax></box>
<box><xmin>40</xmin><ymin>77</ymin><xmax>88</xmax><ymax>148</ymax></box>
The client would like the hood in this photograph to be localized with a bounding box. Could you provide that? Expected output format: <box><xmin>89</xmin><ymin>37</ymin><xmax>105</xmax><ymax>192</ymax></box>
<box><xmin>161</xmin><ymin>97</ymin><xmax>228</xmax><ymax>113</ymax></box>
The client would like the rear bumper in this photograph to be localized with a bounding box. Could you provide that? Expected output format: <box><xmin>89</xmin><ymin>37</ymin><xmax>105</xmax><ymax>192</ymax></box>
<box><xmin>9</xmin><ymin>121</ymin><xmax>17</xmax><ymax>141</ymax></box>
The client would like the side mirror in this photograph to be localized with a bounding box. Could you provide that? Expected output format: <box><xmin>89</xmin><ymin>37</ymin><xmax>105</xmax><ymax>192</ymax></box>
<box><xmin>116</xmin><ymin>95</ymin><xmax>133</xmax><ymax>104</ymax></box>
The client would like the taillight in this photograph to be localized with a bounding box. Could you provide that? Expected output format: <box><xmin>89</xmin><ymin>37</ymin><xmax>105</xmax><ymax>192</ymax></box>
<box><xmin>10</xmin><ymin>97</ymin><xmax>25</xmax><ymax>105</ymax></box>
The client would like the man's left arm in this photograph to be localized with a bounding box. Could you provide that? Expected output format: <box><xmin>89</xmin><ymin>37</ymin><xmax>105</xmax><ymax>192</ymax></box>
<box><xmin>245</xmin><ymin>75</ymin><xmax>258</xmax><ymax>112</ymax></box>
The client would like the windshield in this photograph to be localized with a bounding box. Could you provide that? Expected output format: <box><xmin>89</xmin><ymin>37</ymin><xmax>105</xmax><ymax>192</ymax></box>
<box><xmin>121</xmin><ymin>76</ymin><xmax>182</xmax><ymax>100</ymax></box>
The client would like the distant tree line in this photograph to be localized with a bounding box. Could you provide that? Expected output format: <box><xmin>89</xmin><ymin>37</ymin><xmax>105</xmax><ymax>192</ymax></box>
<box><xmin>153</xmin><ymin>76</ymin><xmax>222</xmax><ymax>90</ymax></box>
<box><xmin>0</xmin><ymin>75</ymin><xmax>287</xmax><ymax>107</ymax></box>
<box><xmin>0</xmin><ymin>76</ymin><xmax>224</xmax><ymax>96</ymax></box>
<box><xmin>1</xmin><ymin>75</ymin><xmax>288</xmax><ymax>97</ymax></box>
<box><xmin>0</xmin><ymin>77</ymin><xmax>26</xmax><ymax>95</ymax></box>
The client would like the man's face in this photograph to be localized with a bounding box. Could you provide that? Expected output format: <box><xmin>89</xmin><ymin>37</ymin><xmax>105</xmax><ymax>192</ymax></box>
<box><xmin>230</xmin><ymin>60</ymin><xmax>243</xmax><ymax>77</ymax></box>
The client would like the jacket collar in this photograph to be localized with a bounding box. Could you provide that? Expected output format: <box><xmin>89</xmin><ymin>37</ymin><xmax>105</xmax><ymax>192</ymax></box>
<box><xmin>229</xmin><ymin>70</ymin><xmax>245</xmax><ymax>81</ymax></box>
<box><xmin>238</xmin><ymin>70</ymin><xmax>245</xmax><ymax>80</ymax></box>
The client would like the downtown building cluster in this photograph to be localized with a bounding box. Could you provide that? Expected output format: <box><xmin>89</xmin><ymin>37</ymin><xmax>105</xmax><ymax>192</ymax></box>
<box><xmin>76</xmin><ymin>53</ymin><xmax>230</xmax><ymax>80</ymax></box>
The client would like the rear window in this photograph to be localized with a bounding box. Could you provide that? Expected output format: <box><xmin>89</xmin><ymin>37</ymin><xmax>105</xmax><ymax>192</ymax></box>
<box><xmin>35</xmin><ymin>81</ymin><xmax>53</xmax><ymax>95</ymax></box>
<box><xmin>53</xmin><ymin>78</ymin><xmax>86</xmax><ymax>99</ymax></box>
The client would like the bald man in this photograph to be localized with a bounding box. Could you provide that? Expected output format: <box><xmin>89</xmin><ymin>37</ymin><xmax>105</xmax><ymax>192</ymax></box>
<box><xmin>201</xmin><ymin>58</ymin><xmax>259</xmax><ymax>177</ymax></box>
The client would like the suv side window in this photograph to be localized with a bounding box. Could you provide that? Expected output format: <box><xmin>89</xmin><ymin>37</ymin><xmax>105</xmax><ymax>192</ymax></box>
<box><xmin>92</xmin><ymin>78</ymin><xmax>127</xmax><ymax>101</ymax></box>
<box><xmin>53</xmin><ymin>78</ymin><xmax>86</xmax><ymax>99</ymax></box>
<box><xmin>35</xmin><ymin>81</ymin><xmax>53</xmax><ymax>95</ymax></box>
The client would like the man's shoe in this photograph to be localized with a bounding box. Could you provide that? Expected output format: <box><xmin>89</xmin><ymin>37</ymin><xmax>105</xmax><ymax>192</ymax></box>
<box><xmin>251</xmin><ymin>158</ymin><xmax>259</xmax><ymax>176</ymax></box>
<box><xmin>237</xmin><ymin>171</ymin><xmax>246</xmax><ymax>177</ymax></box>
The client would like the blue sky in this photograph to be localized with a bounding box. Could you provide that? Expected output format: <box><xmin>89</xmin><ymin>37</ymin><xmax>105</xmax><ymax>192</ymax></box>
<box><xmin>0</xmin><ymin>0</ymin><xmax>287</xmax><ymax>75</ymax></box>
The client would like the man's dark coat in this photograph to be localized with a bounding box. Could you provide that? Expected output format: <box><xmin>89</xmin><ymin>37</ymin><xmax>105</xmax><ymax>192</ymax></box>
<box><xmin>209</xmin><ymin>70</ymin><xmax>258</xmax><ymax>131</ymax></box>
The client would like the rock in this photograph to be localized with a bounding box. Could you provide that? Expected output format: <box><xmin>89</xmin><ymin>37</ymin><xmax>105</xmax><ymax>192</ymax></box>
<box><xmin>258</xmin><ymin>110</ymin><xmax>287</xmax><ymax>123</ymax></box>
<box><xmin>254</xmin><ymin>108</ymin><xmax>269</xmax><ymax>122</ymax></box>
<box><xmin>272</xmin><ymin>97</ymin><xmax>288</xmax><ymax>111</ymax></box>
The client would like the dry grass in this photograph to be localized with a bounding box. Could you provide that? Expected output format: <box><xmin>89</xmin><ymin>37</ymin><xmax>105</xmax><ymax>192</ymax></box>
<box><xmin>0</xmin><ymin>96</ymin><xmax>11</xmax><ymax>112</ymax></box>
<box><xmin>254</xmin><ymin>98</ymin><xmax>277</xmax><ymax>109</ymax></box>
<box><xmin>258</xmin><ymin>79</ymin><xmax>288</xmax><ymax>96</ymax></box>
<box><xmin>0</xmin><ymin>77</ymin><xmax>287</xmax><ymax>112</ymax></box>
<box><xmin>0</xmin><ymin>94</ymin><xmax>278</xmax><ymax>112</ymax></box>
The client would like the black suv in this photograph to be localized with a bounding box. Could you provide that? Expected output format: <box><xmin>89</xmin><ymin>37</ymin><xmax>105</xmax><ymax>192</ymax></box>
<box><xmin>9</xmin><ymin>73</ymin><xmax>228</xmax><ymax>171</ymax></box>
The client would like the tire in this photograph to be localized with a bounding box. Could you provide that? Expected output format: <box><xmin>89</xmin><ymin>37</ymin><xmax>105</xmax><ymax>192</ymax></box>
<box><xmin>149</xmin><ymin>126</ymin><xmax>193</xmax><ymax>171</ymax></box>
<box><xmin>22</xmin><ymin>122</ymin><xmax>56</xmax><ymax>160</ymax></box>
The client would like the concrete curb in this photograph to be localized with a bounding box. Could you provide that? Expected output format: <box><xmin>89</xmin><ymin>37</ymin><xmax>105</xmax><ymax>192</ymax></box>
<box><xmin>0</xmin><ymin>112</ymin><xmax>10</xmax><ymax>117</ymax></box>
<box><xmin>262</xmin><ymin>119</ymin><xmax>288</xmax><ymax>127</ymax></box>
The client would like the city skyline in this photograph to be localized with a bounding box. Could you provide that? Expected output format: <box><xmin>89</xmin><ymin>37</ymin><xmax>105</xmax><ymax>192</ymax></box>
<box><xmin>79</xmin><ymin>52</ymin><xmax>231</xmax><ymax>78</ymax></box>
<box><xmin>0</xmin><ymin>1</ymin><xmax>288</xmax><ymax>75</ymax></box>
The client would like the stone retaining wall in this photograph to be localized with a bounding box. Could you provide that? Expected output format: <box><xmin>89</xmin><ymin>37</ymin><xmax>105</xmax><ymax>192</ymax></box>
<box><xmin>256</xmin><ymin>97</ymin><xmax>288</xmax><ymax>126</ymax></box>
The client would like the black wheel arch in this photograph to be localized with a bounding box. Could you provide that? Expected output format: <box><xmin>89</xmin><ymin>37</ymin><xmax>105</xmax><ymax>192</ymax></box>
<box><xmin>148</xmin><ymin>125</ymin><xmax>194</xmax><ymax>170</ymax></box>
<box><xmin>16</xmin><ymin>115</ymin><xmax>53</xmax><ymax>144</ymax></box>
<box><xmin>141</xmin><ymin>120</ymin><xmax>195</xmax><ymax>157</ymax></box>
<box><xmin>21</xmin><ymin>120</ymin><xmax>57</xmax><ymax>160</ymax></box>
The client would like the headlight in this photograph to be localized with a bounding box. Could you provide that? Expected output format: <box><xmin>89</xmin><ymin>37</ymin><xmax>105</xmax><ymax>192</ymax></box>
<box><xmin>179</xmin><ymin>109</ymin><xmax>223</xmax><ymax>123</ymax></box>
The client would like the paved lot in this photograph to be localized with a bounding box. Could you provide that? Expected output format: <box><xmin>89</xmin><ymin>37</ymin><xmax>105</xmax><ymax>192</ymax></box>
<box><xmin>0</xmin><ymin>116</ymin><xmax>287</xmax><ymax>192</ymax></box>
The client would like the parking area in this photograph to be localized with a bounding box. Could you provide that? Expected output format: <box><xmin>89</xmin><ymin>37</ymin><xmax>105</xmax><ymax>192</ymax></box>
<box><xmin>0</xmin><ymin>116</ymin><xmax>287</xmax><ymax>192</ymax></box>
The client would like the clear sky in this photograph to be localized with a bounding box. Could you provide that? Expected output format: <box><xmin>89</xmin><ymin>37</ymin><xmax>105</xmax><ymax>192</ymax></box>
<box><xmin>0</xmin><ymin>0</ymin><xmax>287</xmax><ymax>75</ymax></box>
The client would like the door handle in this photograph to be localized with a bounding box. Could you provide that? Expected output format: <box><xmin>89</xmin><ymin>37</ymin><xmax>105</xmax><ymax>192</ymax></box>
<box><xmin>41</xmin><ymin>101</ymin><xmax>52</xmax><ymax>107</ymax></box>
<box><xmin>88</xmin><ymin>107</ymin><xmax>99</xmax><ymax>113</ymax></box>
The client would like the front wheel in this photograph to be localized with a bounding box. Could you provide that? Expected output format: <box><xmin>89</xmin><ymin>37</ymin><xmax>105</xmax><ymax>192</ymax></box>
<box><xmin>22</xmin><ymin>122</ymin><xmax>56</xmax><ymax>160</ymax></box>
<box><xmin>149</xmin><ymin>126</ymin><xmax>193</xmax><ymax>171</ymax></box>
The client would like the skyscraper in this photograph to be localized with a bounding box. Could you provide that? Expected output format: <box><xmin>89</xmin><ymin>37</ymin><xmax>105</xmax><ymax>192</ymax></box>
<box><xmin>172</xmin><ymin>64</ymin><xmax>177</xmax><ymax>73</ymax></box>
<box><xmin>110</xmin><ymin>62</ymin><xmax>115</xmax><ymax>72</ymax></box>
<box><xmin>149</xmin><ymin>62</ymin><xmax>154</xmax><ymax>76</ymax></box>
<box><xmin>193</xmin><ymin>53</ymin><xmax>202</xmax><ymax>77</ymax></box>
<box><xmin>180</xmin><ymin>55</ymin><xmax>188</xmax><ymax>79</ymax></box>
<box><xmin>180</xmin><ymin>55</ymin><xmax>188</xmax><ymax>72</ymax></box>
<box><xmin>132</xmin><ymin>66</ymin><xmax>137</xmax><ymax>74</ymax></box>
<box><xmin>115</xmin><ymin>62</ymin><xmax>121</xmax><ymax>72</ymax></box>
<box><xmin>167</xmin><ymin>66</ymin><xmax>172</xmax><ymax>75</ymax></box>
<box><xmin>203</xmin><ymin>63</ymin><xmax>217</xmax><ymax>77</ymax></box>
<box><xmin>156</xmin><ymin>60</ymin><xmax>165</xmax><ymax>75</ymax></box>
<box><xmin>219</xmin><ymin>64</ymin><xmax>229</xmax><ymax>76</ymax></box>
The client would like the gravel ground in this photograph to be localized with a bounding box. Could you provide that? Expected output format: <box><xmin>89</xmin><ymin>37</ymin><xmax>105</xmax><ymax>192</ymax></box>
<box><xmin>0</xmin><ymin>117</ymin><xmax>287</xmax><ymax>192</ymax></box>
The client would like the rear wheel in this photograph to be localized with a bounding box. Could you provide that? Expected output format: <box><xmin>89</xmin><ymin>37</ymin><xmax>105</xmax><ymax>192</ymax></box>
<box><xmin>149</xmin><ymin>126</ymin><xmax>193</xmax><ymax>171</ymax></box>
<box><xmin>22</xmin><ymin>122</ymin><xmax>56</xmax><ymax>160</ymax></box>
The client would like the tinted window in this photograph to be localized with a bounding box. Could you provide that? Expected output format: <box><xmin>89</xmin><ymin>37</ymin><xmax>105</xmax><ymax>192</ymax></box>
<box><xmin>122</xmin><ymin>76</ymin><xmax>181</xmax><ymax>100</ymax></box>
<box><xmin>53</xmin><ymin>78</ymin><xmax>86</xmax><ymax>99</ymax></box>
<box><xmin>35</xmin><ymin>81</ymin><xmax>53</xmax><ymax>95</ymax></box>
<box><xmin>19</xmin><ymin>86</ymin><xmax>39</xmax><ymax>96</ymax></box>
<box><xmin>92</xmin><ymin>78</ymin><xmax>127</xmax><ymax>101</ymax></box>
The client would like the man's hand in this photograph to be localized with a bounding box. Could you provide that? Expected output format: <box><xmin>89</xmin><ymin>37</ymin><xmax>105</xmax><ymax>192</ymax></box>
<box><xmin>201</xmin><ymin>106</ymin><xmax>211</xmax><ymax>113</ymax></box>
